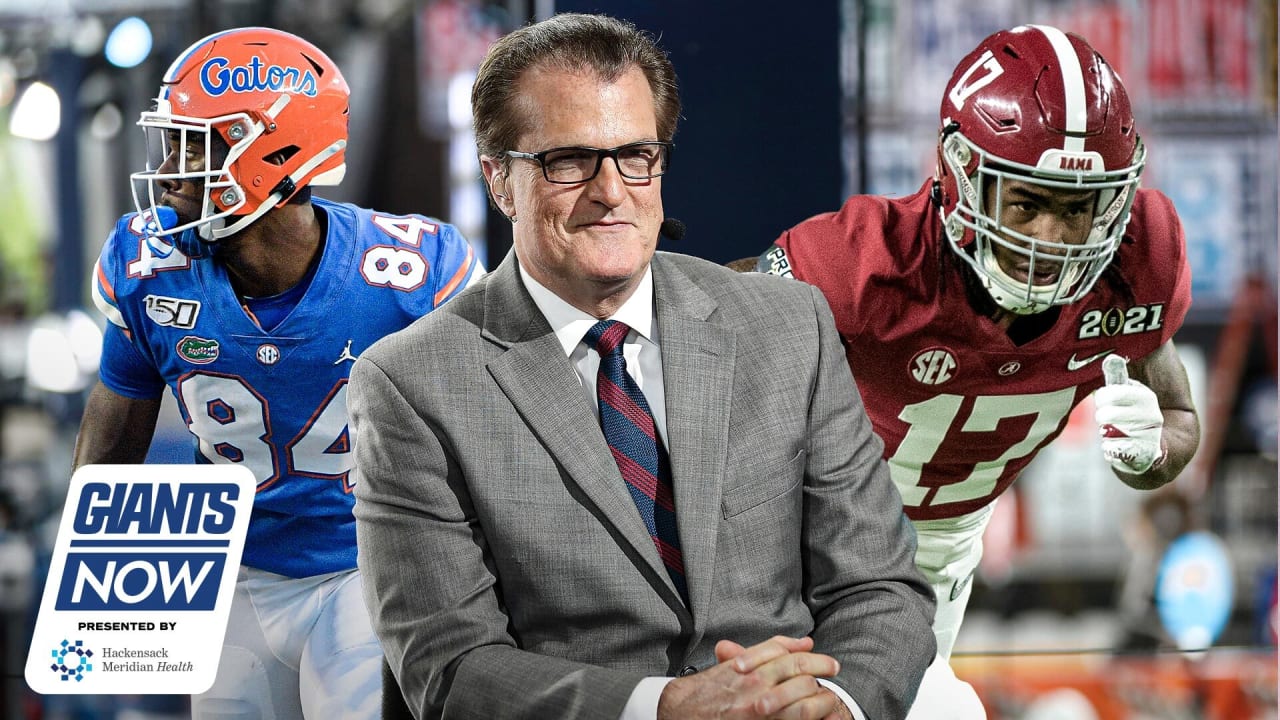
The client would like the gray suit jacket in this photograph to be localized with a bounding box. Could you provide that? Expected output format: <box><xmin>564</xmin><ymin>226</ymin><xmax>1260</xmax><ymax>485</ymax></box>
<box><xmin>350</xmin><ymin>250</ymin><xmax>935</xmax><ymax>720</ymax></box>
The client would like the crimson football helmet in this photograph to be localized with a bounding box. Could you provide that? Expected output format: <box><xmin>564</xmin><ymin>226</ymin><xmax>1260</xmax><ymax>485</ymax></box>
<box><xmin>934</xmin><ymin>25</ymin><xmax>1145</xmax><ymax>315</ymax></box>
<box><xmin>131</xmin><ymin>27</ymin><xmax>349</xmax><ymax>242</ymax></box>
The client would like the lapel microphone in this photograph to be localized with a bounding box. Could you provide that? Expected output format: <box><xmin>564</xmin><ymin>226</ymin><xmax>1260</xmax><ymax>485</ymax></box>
<box><xmin>659</xmin><ymin>218</ymin><xmax>686</xmax><ymax>241</ymax></box>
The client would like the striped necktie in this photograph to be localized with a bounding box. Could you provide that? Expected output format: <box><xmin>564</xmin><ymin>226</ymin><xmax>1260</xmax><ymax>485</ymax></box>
<box><xmin>583</xmin><ymin>319</ymin><xmax>688</xmax><ymax>604</ymax></box>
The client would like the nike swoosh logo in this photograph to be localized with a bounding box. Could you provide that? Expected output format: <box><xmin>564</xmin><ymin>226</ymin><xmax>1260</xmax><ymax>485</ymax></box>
<box><xmin>1067</xmin><ymin>349</ymin><xmax>1115</xmax><ymax>371</ymax></box>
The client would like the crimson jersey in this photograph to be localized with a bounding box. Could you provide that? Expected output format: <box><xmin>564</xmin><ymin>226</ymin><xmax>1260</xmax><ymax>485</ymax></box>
<box><xmin>764</xmin><ymin>180</ymin><xmax>1191</xmax><ymax>521</ymax></box>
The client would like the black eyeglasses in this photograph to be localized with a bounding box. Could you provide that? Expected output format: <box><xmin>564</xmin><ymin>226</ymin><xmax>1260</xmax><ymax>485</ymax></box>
<box><xmin>504</xmin><ymin>141</ymin><xmax>673</xmax><ymax>184</ymax></box>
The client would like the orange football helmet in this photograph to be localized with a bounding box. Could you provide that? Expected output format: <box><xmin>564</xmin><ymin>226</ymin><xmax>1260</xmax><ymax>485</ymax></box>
<box><xmin>131</xmin><ymin>27</ymin><xmax>349</xmax><ymax>241</ymax></box>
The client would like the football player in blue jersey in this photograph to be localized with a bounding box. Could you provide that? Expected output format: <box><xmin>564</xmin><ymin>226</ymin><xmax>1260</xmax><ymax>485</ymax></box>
<box><xmin>73</xmin><ymin>27</ymin><xmax>483</xmax><ymax>720</ymax></box>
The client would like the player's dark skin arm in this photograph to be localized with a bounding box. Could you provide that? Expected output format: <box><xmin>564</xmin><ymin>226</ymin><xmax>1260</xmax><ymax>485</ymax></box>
<box><xmin>72</xmin><ymin>380</ymin><xmax>162</xmax><ymax>470</ymax></box>
<box><xmin>726</xmin><ymin>257</ymin><xmax>757</xmax><ymax>273</ymax></box>
<box><xmin>1118</xmin><ymin>339</ymin><xmax>1200</xmax><ymax>491</ymax></box>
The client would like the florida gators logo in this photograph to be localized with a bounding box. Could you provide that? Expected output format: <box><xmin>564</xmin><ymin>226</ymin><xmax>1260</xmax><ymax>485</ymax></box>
<box><xmin>177</xmin><ymin>336</ymin><xmax>220</xmax><ymax>365</ymax></box>
<box><xmin>200</xmin><ymin>57</ymin><xmax>317</xmax><ymax>98</ymax></box>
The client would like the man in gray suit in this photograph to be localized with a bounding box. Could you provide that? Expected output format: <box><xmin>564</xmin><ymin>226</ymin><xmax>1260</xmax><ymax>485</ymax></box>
<box><xmin>349</xmin><ymin>13</ymin><xmax>935</xmax><ymax>720</ymax></box>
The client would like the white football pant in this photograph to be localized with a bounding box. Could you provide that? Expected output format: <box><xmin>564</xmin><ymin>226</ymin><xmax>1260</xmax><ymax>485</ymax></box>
<box><xmin>191</xmin><ymin>566</ymin><xmax>381</xmax><ymax>720</ymax></box>
<box><xmin>905</xmin><ymin>504</ymin><xmax>993</xmax><ymax>720</ymax></box>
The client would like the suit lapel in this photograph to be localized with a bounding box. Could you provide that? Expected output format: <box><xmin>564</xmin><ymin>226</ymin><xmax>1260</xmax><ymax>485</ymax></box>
<box><xmin>652</xmin><ymin>255</ymin><xmax>734</xmax><ymax>629</ymax></box>
<box><xmin>481</xmin><ymin>253</ymin><xmax>672</xmax><ymax>596</ymax></box>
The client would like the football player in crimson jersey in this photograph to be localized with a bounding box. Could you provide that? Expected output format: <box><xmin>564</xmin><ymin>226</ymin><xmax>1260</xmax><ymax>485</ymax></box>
<box><xmin>734</xmin><ymin>25</ymin><xmax>1199</xmax><ymax>719</ymax></box>
<box><xmin>74</xmin><ymin>28</ymin><xmax>482</xmax><ymax>720</ymax></box>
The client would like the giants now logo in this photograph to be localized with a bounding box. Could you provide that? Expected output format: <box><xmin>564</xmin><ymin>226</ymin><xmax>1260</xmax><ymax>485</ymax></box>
<box><xmin>26</xmin><ymin>465</ymin><xmax>254</xmax><ymax>695</ymax></box>
<box><xmin>54</xmin><ymin>483</ymin><xmax>240</xmax><ymax>611</ymax></box>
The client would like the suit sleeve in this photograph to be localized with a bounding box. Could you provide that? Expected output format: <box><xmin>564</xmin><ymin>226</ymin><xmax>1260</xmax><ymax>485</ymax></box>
<box><xmin>349</xmin><ymin>355</ymin><xmax>646</xmax><ymax>720</ymax></box>
<box><xmin>799</xmin><ymin>282</ymin><xmax>937</xmax><ymax>719</ymax></box>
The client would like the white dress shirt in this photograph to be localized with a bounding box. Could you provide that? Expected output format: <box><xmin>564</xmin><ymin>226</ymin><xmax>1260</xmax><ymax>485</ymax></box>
<box><xmin>518</xmin><ymin>264</ymin><xmax>866</xmax><ymax>720</ymax></box>
<box><xmin>519</xmin><ymin>264</ymin><xmax>668</xmax><ymax>445</ymax></box>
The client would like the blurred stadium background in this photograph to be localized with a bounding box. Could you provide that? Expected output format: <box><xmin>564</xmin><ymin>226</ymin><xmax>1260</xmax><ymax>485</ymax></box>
<box><xmin>0</xmin><ymin>0</ymin><xmax>1273</xmax><ymax>718</ymax></box>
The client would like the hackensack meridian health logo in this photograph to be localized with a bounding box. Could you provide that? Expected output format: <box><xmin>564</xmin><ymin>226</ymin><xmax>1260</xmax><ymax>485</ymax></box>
<box><xmin>26</xmin><ymin>464</ymin><xmax>254</xmax><ymax>694</ymax></box>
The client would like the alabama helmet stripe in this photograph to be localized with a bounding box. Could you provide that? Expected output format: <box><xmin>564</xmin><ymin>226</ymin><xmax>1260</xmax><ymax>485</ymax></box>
<box><xmin>1031</xmin><ymin>24</ymin><xmax>1087</xmax><ymax>154</ymax></box>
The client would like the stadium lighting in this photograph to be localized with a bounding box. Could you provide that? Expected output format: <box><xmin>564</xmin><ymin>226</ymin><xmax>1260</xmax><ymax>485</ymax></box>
<box><xmin>9</xmin><ymin>81</ymin><xmax>59</xmax><ymax>140</ymax></box>
<box><xmin>105</xmin><ymin>17</ymin><xmax>153</xmax><ymax>69</ymax></box>
<box><xmin>24</xmin><ymin>311</ymin><xmax>103</xmax><ymax>394</ymax></box>
<box><xmin>66</xmin><ymin>309</ymin><xmax>104</xmax><ymax>375</ymax></box>
<box><xmin>26</xmin><ymin>326</ymin><xmax>81</xmax><ymax>394</ymax></box>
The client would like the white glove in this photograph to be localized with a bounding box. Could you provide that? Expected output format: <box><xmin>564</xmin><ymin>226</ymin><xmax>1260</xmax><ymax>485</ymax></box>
<box><xmin>1094</xmin><ymin>355</ymin><xmax>1166</xmax><ymax>474</ymax></box>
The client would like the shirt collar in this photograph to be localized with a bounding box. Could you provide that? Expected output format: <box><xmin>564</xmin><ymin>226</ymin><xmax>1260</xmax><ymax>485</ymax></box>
<box><xmin>519</xmin><ymin>262</ymin><xmax>655</xmax><ymax>357</ymax></box>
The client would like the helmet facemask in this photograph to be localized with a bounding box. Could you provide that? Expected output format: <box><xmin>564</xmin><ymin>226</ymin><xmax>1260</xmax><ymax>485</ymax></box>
<box><xmin>939</xmin><ymin>128</ymin><xmax>1145</xmax><ymax>315</ymax></box>
<box><xmin>131</xmin><ymin>97</ymin><xmax>294</xmax><ymax>245</ymax></box>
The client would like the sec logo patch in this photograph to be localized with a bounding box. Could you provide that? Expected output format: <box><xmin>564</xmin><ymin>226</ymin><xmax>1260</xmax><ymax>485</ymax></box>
<box><xmin>910</xmin><ymin>347</ymin><xmax>957</xmax><ymax>385</ymax></box>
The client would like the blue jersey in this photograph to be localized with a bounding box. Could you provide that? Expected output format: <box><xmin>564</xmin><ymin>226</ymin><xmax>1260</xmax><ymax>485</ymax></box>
<box><xmin>91</xmin><ymin>197</ymin><xmax>483</xmax><ymax>577</ymax></box>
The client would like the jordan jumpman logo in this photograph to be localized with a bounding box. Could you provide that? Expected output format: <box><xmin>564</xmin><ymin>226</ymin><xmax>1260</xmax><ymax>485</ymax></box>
<box><xmin>334</xmin><ymin>339</ymin><xmax>358</xmax><ymax>365</ymax></box>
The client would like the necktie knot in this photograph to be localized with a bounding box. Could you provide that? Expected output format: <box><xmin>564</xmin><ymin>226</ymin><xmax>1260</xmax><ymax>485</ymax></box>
<box><xmin>584</xmin><ymin>319</ymin><xmax>630</xmax><ymax>357</ymax></box>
